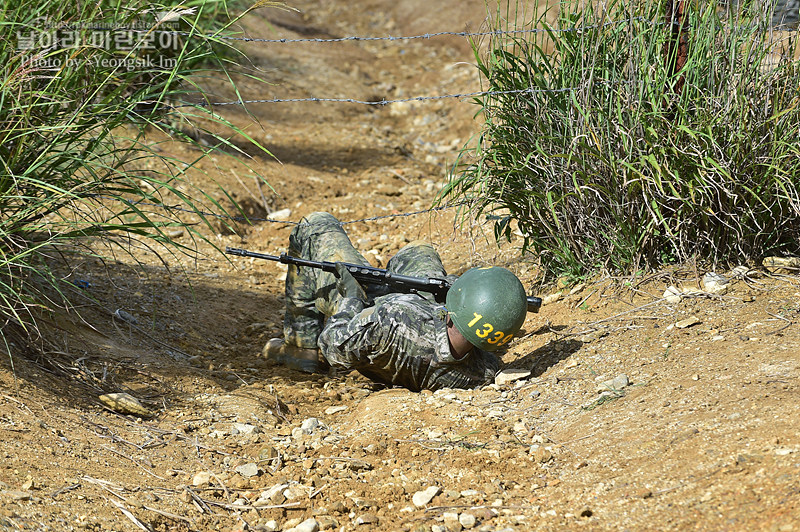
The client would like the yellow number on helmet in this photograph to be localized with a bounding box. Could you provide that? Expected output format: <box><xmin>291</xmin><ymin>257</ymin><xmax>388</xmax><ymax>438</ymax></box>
<box><xmin>487</xmin><ymin>331</ymin><xmax>505</xmax><ymax>344</ymax></box>
<box><xmin>475</xmin><ymin>323</ymin><xmax>494</xmax><ymax>338</ymax></box>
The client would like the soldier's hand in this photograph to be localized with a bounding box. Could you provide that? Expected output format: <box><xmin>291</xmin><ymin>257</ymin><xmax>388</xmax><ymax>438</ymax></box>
<box><xmin>334</xmin><ymin>263</ymin><xmax>368</xmax><ymax>303</ymax></box>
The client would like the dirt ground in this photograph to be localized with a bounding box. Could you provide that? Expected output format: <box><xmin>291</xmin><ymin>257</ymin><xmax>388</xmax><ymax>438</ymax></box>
<box><xmin>3</xmin><ymin>1</ymin><xmax>800</xmax><ymax>531</ymax></box>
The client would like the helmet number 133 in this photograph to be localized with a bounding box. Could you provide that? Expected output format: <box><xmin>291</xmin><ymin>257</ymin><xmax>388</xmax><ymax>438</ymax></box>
<box><xmin>467</xmin><ymin>313</ymin><xmax>514</xmax><ymax>346</ymax></box>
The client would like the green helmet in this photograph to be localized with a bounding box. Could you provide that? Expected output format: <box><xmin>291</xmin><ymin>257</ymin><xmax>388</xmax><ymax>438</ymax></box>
<box><xmin>446</xmin><ymin>267</ymin><xmax>527</xmax><ymax>352</ymax></box>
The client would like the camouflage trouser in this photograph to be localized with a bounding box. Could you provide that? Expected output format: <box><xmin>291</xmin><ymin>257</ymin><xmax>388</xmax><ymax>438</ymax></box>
<box><xmin>283</xmin><ymin>211</ymin><xmax>447</xmax><ymax>349</ymax></box>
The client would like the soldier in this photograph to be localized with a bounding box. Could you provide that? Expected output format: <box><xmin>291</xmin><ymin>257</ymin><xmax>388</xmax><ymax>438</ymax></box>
<box><xmin>264</xmin><ymin>212</ymin><xmax>528</xmax><ymax>391</ymax></box>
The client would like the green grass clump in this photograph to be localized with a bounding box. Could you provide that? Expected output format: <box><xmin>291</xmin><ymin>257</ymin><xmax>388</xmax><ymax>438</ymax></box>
<box><xmin>444</xmin><ymin>0</ymin><xmax>800</xmax><ymax>279</ymax></box>
<box><xmin>0</xmin><ymin>0</ymin><xmax>276</xmax><ymax>349</ymax></box>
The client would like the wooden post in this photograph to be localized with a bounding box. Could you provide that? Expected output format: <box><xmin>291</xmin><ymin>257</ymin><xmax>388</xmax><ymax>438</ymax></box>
<box><xmin>664</xmin><ymin>0</ymin><xmax>689</xmax><ymax>104</ymax></box>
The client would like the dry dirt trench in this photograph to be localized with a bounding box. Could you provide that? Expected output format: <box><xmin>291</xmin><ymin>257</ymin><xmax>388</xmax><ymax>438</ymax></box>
<box><xmin>3</xmin><ymin>1</ymin><xmax>800</xmax><ymax>531</ymax></box>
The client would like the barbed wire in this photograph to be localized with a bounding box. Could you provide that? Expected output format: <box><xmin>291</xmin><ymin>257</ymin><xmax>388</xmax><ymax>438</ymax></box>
<box><xmin>81</xmin><ymin>17</ymin><xmax>800</xmax><ymax>45</ymax></box>
<box><xmin>176</xmin><ymin>17</ymin><xmax>658</xmax><ymax>44</ymax></box>
<box><xmin>176</xmin><ymin>86</ymin><xmax>578</xmax><ymax>109</ymax></box>
<box><xmin>87</xmin><ymin>194</ymin><xmax>470</xmax><ymax>226</ymax></box>
<box><xmin>49</xmin><ymin>16</ymin><xmax>798</xmax><ymax>47</ymax></box>
<box><xmin>65</xmin><ymin>12</ymin><xmax>800</xmax><ymax>225</ymax></box>
<box><xmin>60</xmin><ymin>17</ymin><xmax>656</xmax><ymax>44</ymax></box>
<box><xmin>177</xmin><ymin>80</ymin><xmax>640</xmax><ymax>109</ymax></box>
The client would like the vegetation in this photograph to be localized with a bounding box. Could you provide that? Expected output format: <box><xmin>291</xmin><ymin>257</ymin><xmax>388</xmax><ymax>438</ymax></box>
<box><xmin>0</xmin><ymin>0</ymin><xmax>276</xmax><ymax>350</ymax></box>
<box><xmin>445</xmin><ymin>0</ymin><xmax>800</xmax><ymax>279</ymax></box>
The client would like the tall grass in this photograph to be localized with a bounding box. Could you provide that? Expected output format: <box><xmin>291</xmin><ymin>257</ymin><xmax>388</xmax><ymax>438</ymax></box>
<box><xmin>0</xmin><ymin>0</ymin><xmax>277</xmax><ymax>349</ymax></box>
<box><xmin>444</xmin><ymin>0</ymin><xmax>800</xmax><ymax>279</ymax></box>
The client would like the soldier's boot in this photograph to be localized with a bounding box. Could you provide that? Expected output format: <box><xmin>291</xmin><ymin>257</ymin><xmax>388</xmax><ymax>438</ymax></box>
<box><xmin>262</xmin><ymin>338</ymin><xmax>321</xmax><ymax>373</ymax></box>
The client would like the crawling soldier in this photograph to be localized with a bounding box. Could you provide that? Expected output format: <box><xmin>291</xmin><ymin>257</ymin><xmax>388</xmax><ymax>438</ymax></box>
<box><xmin>264</xmin><ymin>212</ymin><xmax>528</xmax><ymax>391</ymax></box>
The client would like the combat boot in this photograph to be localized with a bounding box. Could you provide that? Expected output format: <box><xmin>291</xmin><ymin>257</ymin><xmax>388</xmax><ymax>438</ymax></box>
<box><xmin>262</xmin><ymin>338</ymin><xmax>322</xmax><ymax>373</ymax></box>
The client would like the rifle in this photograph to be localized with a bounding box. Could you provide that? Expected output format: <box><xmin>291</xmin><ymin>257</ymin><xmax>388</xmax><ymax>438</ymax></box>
<box><xmin>226</xmin><ymin>247</ymin><xmax>542</xmax><ymax>313</ymax></box>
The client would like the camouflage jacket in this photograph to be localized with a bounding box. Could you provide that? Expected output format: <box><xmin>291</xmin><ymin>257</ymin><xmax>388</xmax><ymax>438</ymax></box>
<box><xmin>317</xmin><ymin>292</ymin><xmax>499</xmax><ymax>391</ymax></box>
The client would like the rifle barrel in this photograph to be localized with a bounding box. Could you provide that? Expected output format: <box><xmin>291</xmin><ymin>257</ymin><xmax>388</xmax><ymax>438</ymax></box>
<box><xmin>227</xmin><ymin>246</ymin><xmax>542</xmax><ymax>313</ymax></box>
<box><xmin>225</xmin><ymin>247</ymin><xmax>280</xmax><ymax>261</ymax></box>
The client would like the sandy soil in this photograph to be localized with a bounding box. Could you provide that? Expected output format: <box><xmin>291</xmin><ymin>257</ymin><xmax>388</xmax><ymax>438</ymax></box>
<box><xmin>2</xmin><ymin>1</ymin><xmax>800</xmax><ymax>531</ymax></box>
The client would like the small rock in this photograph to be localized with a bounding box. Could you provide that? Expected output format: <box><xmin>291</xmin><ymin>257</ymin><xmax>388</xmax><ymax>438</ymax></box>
<box><xmin>284</xmin><ymin>485</ymin><xmax>309</xmax><ymax>500</ymax></box>
<box><xmin>113</xmin><ymin>309</ymin><xmax>138</xmax><ymax>324</ymax></box>
<box><xmin>258</xmin><ymin>483</ymin><xmax>288</xmax><ymax>503</ymax></box>
<box><xmin>192</xmin><ymin>471</ymin><xmax>212</xmax><ymax>487</ymax></box>
<box><xmin>702</xmin><ymin>272</ymin><xmax>729</xmax><ymax>295</ymax></box>
<box><xmin>355</xmin><ymin>513</ymin><xmax>379</xmax><ymax>525</ymax></box>
<box><xmin>269</xmin><ymin>208</ymin><xmax>292</xmax><ymax>221</ymax></box>
<box><xmin>459</xmin><ymin>512</ymin><xmax>477</xmax><ymax>528</ymax></box>
<box><xmin>235</xmin><ymin>463</ymin><xmax>259</xmax><ymax>478</ymax></box>
<box><xmin>412</xmin><ymin>485</ymin><xmax>441</xmax><ymax>507</ymax></box>
<box><xmin>316</xmin><ymin>515</ymin><xmax>339</xmax><ymax>530</ymax></box>
<box><xmin>294</xmin><ymin>518</ymin><xmax>320</xmax><ymax>532</ymax></box>
<box><xmin>431</xmin><ymin>525</ymin><xmax>447</xmax><ymax>532</ymax></box>
<box><xmin>542</xmin><ymin>292</ymin><xmax>562</xmax><ymax>305</ymax></box>
<box><xmin>329</xmin><ymin>501</ymin><xmax>347</xmax><ymax>513</ymax></box>
<box><xmin>233</xmin><ymin>423</ymin><xmax>259</xmax><ymax>435</ymax></box>
<box><xmin>283</xmin><ymin>518</ymin><xmax>304</xmax><ymax>530</ymax></box>
<box><xmin>300</xmin><ymin>418</ymin><xmax>321</xmax><ymax>434</ymax></box>
<box><xmin>426</xmin><ymin>428</ymin><xmax>444</xmax><ymax>439</ymax></box>
<box><xmin>346</xmin><ymin>459</ymin><xmax>372</xmax><ymax>471</ymax></box>
<box><xmin>98</xmin><ymin>392</ymin><xmax>152</xmax><ymax>417</ymax></box>
<box><xmin>258</xmin><ymin>446</ymin><xmax>279</xmax><ymax>461</ymax></box>
<box><xmin>316</xmin><ymin>516</ymin><xmax>339</xmax><ymax>530</ymax></box>
<box><xmin>324</xmin><ymin>406</ymin><xmax>347</xmax><ymax>415</ymax></box>
<box><xmin>444</xmin><ymin>512</ymin><xmax>462</xmax><ymax>531</ymax></box>
<box><xmin>2</xmin><ymin>490</ymin><xmax>31</xmax><ymax>501</ymax></box>
<box><xmin>675</xmin><ymin>316</ymin><xmax>701</xmax><ymax>329</ymax></box>
<box><xmin>258</xmin><ymin>521</ymin><xmax>280</xmax><ymax>532</ymax></box>
<box><xmin>351</xmin><ymin>497</ymin><xmax>375</xmax><ymax>509</ymax></box>
<box><xmin>663</xmin><ymin>286</ymin><xmax>682</xmax><ymax>304</ymax></box>
<box><xmin>596</xmin><ymin>374</ymin><xmax>630</xmax><ymax>393</ymax></box>
<box><xmin>533</xmin><ymin>447</ymin><xmax>553</xmax><ymax>463</ymax></box>
<box><xmin>495</xmin><ymin>369</ymin><xmax>531</xmax><ymax>386</ymax></box>
<box><xmin>569</xmin><ymin>283</ymin><xmax>586</xmax><ymax>295</ymax></box>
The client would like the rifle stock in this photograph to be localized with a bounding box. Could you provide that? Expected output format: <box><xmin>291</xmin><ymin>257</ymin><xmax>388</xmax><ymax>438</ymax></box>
<box><xmin>225</xmin><ymin>247</ymin><xmax>542</xmax><ymax>313</ymax></box>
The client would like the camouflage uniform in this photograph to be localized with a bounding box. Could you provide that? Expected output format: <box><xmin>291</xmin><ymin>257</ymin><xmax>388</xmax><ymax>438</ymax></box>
<box><xmin>281</xmin><ymin>212</ymin><xmax>499</xmax><ymax>391</ymax></box>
